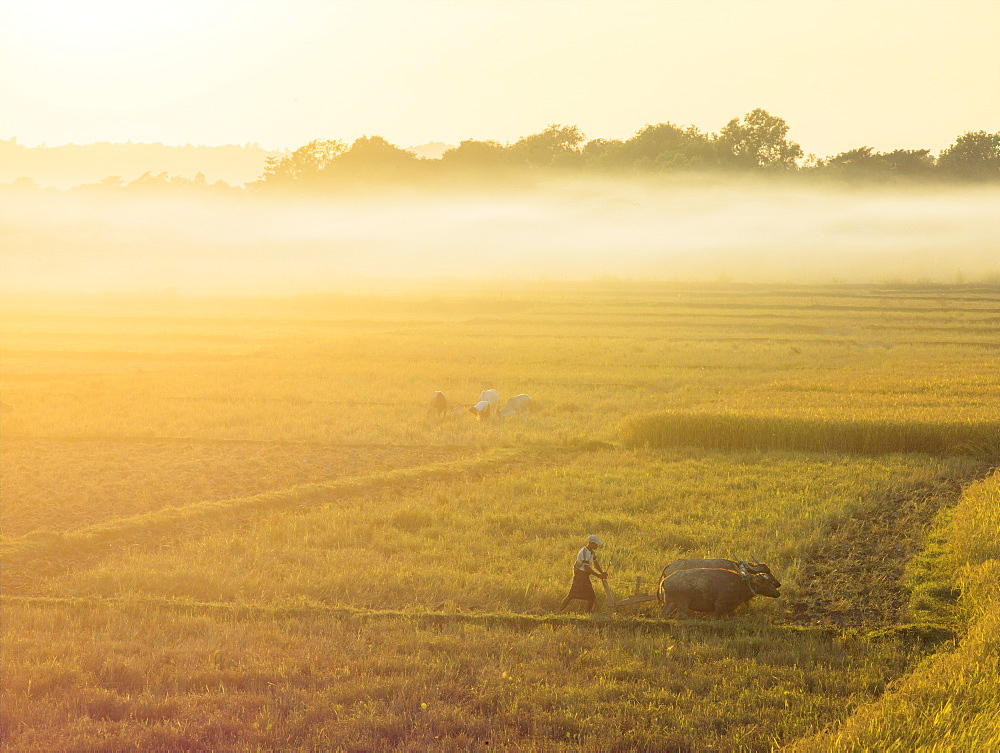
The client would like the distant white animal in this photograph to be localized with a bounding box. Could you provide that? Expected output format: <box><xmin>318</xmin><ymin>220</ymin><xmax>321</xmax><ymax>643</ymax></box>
<box><xmin>430</xmin><ymin>391</ymin><xmax>450</xmax><ymax>417</ymax></box>
<box><xmin>469</xmin><ymin>400</ymin><xmax>492</xmax><ymax>419</ymax></box>
<box><xmin>479</xmin><ymin>389</ymin><xmax>500</xmax><ymax>410</ymax></box>
<box><xmin>499</xmin><ymin>394</ymin><xmax>532</xmax><ymax>418</ymax></box>
<box><xmin>468</xmin><ymin>389</ymin><xmax>499</xmax><ymax>420</ymax></box>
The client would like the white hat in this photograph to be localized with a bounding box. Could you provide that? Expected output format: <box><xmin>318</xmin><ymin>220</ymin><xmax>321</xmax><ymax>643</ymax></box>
<box><xmin>587</xmin><ymin>535</ymin><xmax>604</xmax><ymax>547</ymax></box>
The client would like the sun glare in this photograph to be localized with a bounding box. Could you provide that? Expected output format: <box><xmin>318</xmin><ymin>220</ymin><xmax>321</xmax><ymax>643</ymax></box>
<box><xmin>0</xmin><ymin>0</ymin><xmax>241</xmax><ymax>66</ymax></box>
<box><xmin>4</xmin><ymin>1</ymin><xmax>190</xmax><ymax>37</ymax></box>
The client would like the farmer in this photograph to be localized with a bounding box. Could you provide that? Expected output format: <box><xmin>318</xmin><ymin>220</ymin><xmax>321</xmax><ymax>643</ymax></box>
<box><xmin>558</xmin><ymin>534</ymin><xmax>608</xmax><ymax>613</ymax></box>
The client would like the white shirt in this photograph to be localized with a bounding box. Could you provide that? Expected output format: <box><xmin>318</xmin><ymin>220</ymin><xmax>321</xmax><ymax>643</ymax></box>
<box><xmin>575</xmin><ymin>546</ymin><xmax>597</xmax><ymax>572</ymax></box>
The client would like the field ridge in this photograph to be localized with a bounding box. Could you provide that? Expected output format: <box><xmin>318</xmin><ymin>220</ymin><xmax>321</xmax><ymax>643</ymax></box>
<box><xmin>5</xmin><ymin>594</ymin><xmax>954</xmax><ymax>646</ymax></box>
<box><xmin>622</xmin><ymin>412</ymin><xmax>1000</xmax><ymax>458</ymax></box>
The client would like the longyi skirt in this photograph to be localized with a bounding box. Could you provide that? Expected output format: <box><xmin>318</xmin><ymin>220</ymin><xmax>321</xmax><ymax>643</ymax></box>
<box><xmin>567</xmin><ymin>569</ymin><xmax>596</xmax><ymax>600</ymax></box>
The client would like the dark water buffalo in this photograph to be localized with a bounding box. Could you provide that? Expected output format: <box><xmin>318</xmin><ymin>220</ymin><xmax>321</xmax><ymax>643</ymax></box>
<box><xmin>660</xmin><ymin>559</ymin><xmax>781</xmax><ymax>588</ymax></box>
<box><xmin>657</xmin><ymin>560</ymin><xmax>781</xmax><ymax>619</ymax></box>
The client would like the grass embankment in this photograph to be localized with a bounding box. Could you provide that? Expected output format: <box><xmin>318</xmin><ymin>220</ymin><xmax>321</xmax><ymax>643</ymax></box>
<box><xmin>793</xmin><ymin>472</ymin><xmax>1000</xmax><ymax>750</ymax></box>
<box><xmin>621</xmin><ymin>412</ymin><xmax>1000</xmax><ymax>458</ymax></box>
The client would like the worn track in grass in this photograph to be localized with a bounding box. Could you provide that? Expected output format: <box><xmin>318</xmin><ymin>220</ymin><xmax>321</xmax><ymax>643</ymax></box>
<box><xmin>0</xmin><ymin>446</ymin><xmax>539</xmax><ymax>595</ymax></box>
<box><xmin>0</xmin><ymin>438</ymin><xmax>474</xmax><ymax>538</ymax></box>
<box><xmin>6</xmin><ymin>593</ymin><xmax>951</xmax><ymax>646</ymax></box>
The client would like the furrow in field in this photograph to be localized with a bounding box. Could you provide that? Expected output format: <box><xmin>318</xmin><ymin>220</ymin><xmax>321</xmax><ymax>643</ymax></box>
<box><xmin>5</xmin><ymin>593</ymin><xmax>941</xmax><ymax>644</ymax></box>
<box><xmin>782</xmin><ymin>471</ymin><xmax>978</xmax><ymax>628</ymax></box>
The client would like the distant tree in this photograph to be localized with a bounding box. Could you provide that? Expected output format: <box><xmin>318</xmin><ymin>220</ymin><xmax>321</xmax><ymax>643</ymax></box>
<box><xmin>881</xmin><ymin>149</ymin><xmax>935</xmax><ymax>177</ymax></box>
<box><xmin>440</xmin><ymin>139</ymin><xmax>512</xmax><ymax>173</ymax></box>
<box><xmin>258</xmin><ymin>139</ymin><xmax>347</xmax><ymax>187</ymax></box>
<box><xmin>329</xmin><ymin>136</ymin><xmax>420</xmax><ymax>182</ymax></box>
<box><xmin>809</xmin><ymin>146</ymin><xmax>935</xmax><ymax>181</ymax></box>
<box><xmin>441</xmin><ymin>139</ymin><xmax>506</xmax><ymax>166</ymax></box>
<box><xmin>822</xmin><ymin>146</ymin><xmax>887</xmax><ymax>178</ymax></box>
<box><xmin>630</xmin><ymin>123</ymin><xmax>717</xmax><ymax>171</ymax></box>
<box><xmin>716</xmin><ymin>109</ymin><xmax>802</xmax><ymax>170</ymax></box>
<box><xmin>581</xmin><ymin>137</ymin><xmax>625</xmax><ymax>168</ymax></box>
<box><xmin>256</xmin><ymin>136</ymin><xmax>422</xmax><ymax>188</ymax></box>
<box><xmin>583</xmin><ymin>125</ymin><xmax>717</xmax><ymax>172</ymax></box>
<box><xmin>509</xmin><ymin>124</ymin><xmax>585</xmax><ymax>168</ymax></box>
<box><xmin>938</xmin><ymin>131</ymin><xmax>1000</xmax><ymax>180</ymax></box>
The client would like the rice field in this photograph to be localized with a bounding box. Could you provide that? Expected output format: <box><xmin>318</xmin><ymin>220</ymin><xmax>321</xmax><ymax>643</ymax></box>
<box><xmin>0</xmin><ymin>439</ymin><xmax>470</xmax><ymax>537</ymax></box>
<box><xmin>1</xmin><ymin>282</ymin><xmax>998</xmax><ymax>750</ymax></box>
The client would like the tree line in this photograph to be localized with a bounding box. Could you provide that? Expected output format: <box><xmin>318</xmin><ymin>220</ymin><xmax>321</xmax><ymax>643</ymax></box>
<box><xmin>4</xmin><ymin>110</ymin><xmax>997</xmax><ymax>194</ymax></box>
<box><xmin>254</xmin><ymin>109</ymin><xmax>1000</xmax><ymax>190</ymax></box>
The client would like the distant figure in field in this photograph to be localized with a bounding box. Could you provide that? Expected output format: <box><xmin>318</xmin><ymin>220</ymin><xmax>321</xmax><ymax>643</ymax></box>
<box><xmin>499</xmin><ymin>394</ymin><xmax>532</xmax><ymax>419</ymax></box>
<box><xmin>0</xmin><ymin>401</ymin><xmax>14</xmax><ymax>415</ymax></box>
<box><xmin>558</xmin><ymin>535</ymin><xmax>608</xmax><ymax>613</ymax></box>
<box><xmin>469</xmin><ymin>389</ymin><xmax>499</xmax><ymax>420</ymax></box>
<box><xmin>469</xmin><ymin>400</ymin><xmax>491</xmax><ymax>419</ymax></box>
<box><xmin>430</xmin><ymin>391</ymin><xmax>450</xmax><ymax>417</ymax></box>
<box><xmin>479</xmin><ymin>389</ymin><xmax>499</xmax><ymax>411</ymax></box>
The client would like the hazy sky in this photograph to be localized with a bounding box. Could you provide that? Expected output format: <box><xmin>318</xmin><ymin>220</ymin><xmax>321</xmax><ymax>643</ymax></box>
<box><xmin>1</xmin><ymin>0</ymin><xmax>997</xmax><ymax>156</ymax></box>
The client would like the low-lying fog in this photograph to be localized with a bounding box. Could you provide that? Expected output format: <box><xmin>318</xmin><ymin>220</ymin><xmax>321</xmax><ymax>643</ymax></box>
<box><xmin>2</xmin><ymin>179</ymin><xmax>998</xmax><ymax>293</ymax></box>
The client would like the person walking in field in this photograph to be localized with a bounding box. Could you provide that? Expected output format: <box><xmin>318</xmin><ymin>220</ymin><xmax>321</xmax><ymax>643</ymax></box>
<box><xmin>558</xmin><ymin>535</ymin><xmax>608</xmax><ymax>613</ymax></box>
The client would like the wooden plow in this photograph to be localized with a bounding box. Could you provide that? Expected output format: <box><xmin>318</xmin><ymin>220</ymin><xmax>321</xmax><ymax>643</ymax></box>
<box><xmin>602</xmin><ymin>576</ymin><xmax>658</xmax><ymax>613</ymax></box>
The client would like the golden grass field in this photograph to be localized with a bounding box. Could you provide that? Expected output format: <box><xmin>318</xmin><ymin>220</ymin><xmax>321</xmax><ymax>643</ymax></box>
<box><xmin>1</xmin><ymin>282</ymin><xmax>998</xmax><ymax>750</ymax></box>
